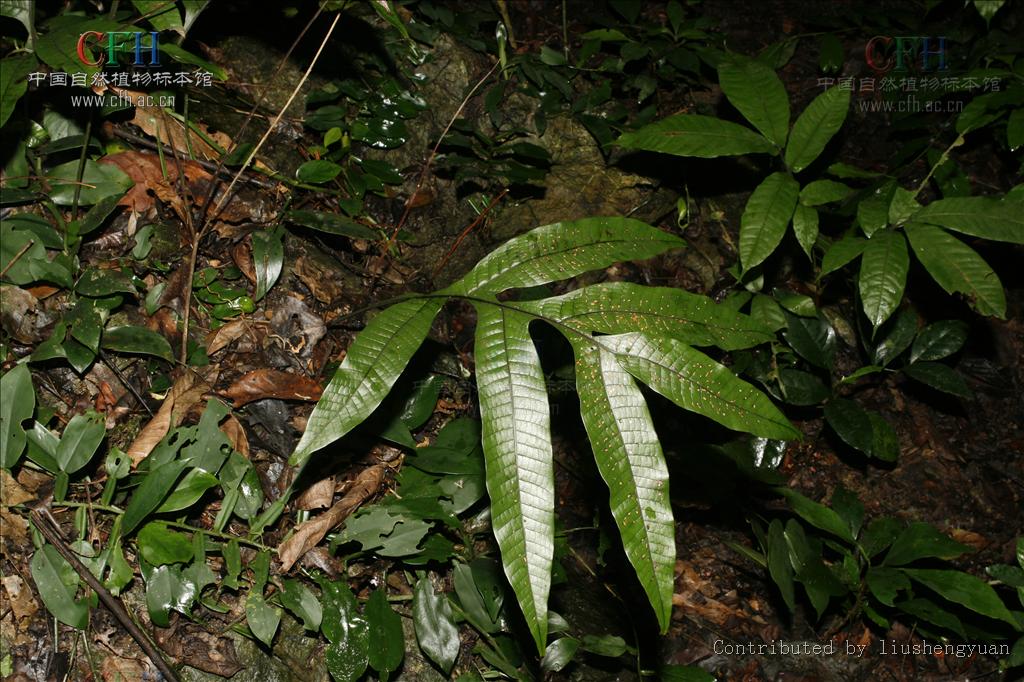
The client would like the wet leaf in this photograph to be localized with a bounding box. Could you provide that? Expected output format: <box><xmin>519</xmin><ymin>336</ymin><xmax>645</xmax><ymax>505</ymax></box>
<box><xmin>902</xmin><ymin>362</ymin><xmax>971</xmax><ymax>397</ymax></box>
<box><xmin>137</xmin><ymin>522</ymin><xmax>193</xmax><ymax>565</ymax></box>
<box><xmin>858</xmin><ymin>230</ymin><xmax>908</xmax><ymax>329</ymax></box>
<box><xmin>320</xmin><ymin>578</ymin><xmax>369</xmax><ymax>682</ymax></box>
<box><xmin>121</xmin><ymin>459</ymin><xmax>189</xmax><ymax>535</ymax></box>
<box><xmin>0</xmin><ymin>364</ymin><xmax>34</xmax><ymax>468</ymax></box>
<box><xmin>413</xmin><ymin>578</ymin><xmax>460</xmax><ymax>674</ymax></box>
<box><xmin>101</xmin><ymin>325</ymin><xmax>173</xmax><ymax>360</ymax></box>
<box><xmin>30</xmin><ymin>544</ymin><xmax>88</xmax><ymax>629</ymax></box>
<box><xmin>156</xmin><ymin>468</ymin><xmax>220</xmax><ymax>513</ymax></box>
<box><xmin>245</xmin><ymin>593</ymin><xmax>282</xmax><ymax>647</ymax></box>
<box><xmin>366</xmin><ymin>589</ymin><xmax>404</xmax><ymax>680</ymax></box>
<box><xmin>782</xmin><ymin>312</ymin><xmax>836</xmax><ymax>370</ymax></box>
<box><xmin>252</xmin><ymin>228</ymin><xmax>284</xmax><ymax>302</ymax></box>
<box><xmin>542</xmin><ymin>637</ymin><xmax>580</xmax><ymax>672</ymax></box>
<box><xmin>778</xmin><ymin>488</ymin><xmax>855</xmax><ymax>543</ymax></box>
<box><xmin>910</xmin><ymin>320</ymin><xmax>968</xmax><ymax>363</ymax></box>
<box><xmin>739</xmin><ymin>172</ymin><xmax>800</xmax><ymax>270</ymax></box>
<box><xmin>784</xmin><ymin>86</ymin><xmax>850</xmax><ymax>173</ymax></box>
<box><xmin>47</xmin><ymin>160</ymin><xmax>133</xmax><ymax>206</ymax></box>
<box><xmin>824</xmin><ymin>398</ymin><xmax>898</xmax><ymax>461</ymax></box>
<box><xmin>280</xmin><ymin>579</ymin><xmax>322</xmax><ymax>632</ymax></box>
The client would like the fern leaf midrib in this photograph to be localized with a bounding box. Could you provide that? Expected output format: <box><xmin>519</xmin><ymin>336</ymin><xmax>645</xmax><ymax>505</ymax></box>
<box><xmin>557</xmin><ymin>307</ymin><xmax>763</xmax><ymax>338</ymax></box>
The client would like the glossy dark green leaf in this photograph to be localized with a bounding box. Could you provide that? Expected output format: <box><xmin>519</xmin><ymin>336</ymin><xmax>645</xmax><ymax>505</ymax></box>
<box><xmin>295</xmin><ymin>159</ymin><xmax>342</xmax><ymax>184</ymax></box>
<box><xmin>824</xmin><ymin>399</ymin><xmax>898</xmax><ymax>461</ymax></box>
<box><xmin>542</xmin><ymin>637</ymin><xmax>580</xmax><ymax>672</ymax></box>
<box><xmin>913</xmin><ymin>197</ymin><xmax>1024</xmax><ymax>244</ymax></box>
<box><xmin>399</xmin><ymin>374</ymin><xmax>444</xmax><ymax>430</ymax></box>
<box><xmin>792</xmin><ymin>203</ymin><xmax>818</xmax><ymax>261</ymax></box>
<box><xmin>366</xmin><ymin>588</ymin><xmax>404</xmax><ymax>680</ymax></box>
<box><xmin>252</xmin><ymin>227</ymin><xmax>284</xmax><ymax>302</ymax></box>
<box><xmin>910</xmin><ymin>320</ymin><xmax>968</xmax><ymax>363</ymax></box>
<box><xmin>319</xmin><ymin>578</ymin><xmax>370</xmax><ymax>680</ymax></box>
<box><xmin>137</xmin><ymin>522</ymin><xmax>193</xmax><ymax>565</ymax></box>
<box><xmin>830</xmin><ymin>485</ymin><xmax>864</xmax><ymax>539</ymax></box>
<box><xmin>858</xmin><ymin>230</ymin><xmax>909</xmax><ymax>329</ymax></box>
<box><xmin>902</xmin><ymin>362</ymin><xmax>971</xmax><ymax>398</ymax></box>
<box><xmin>901</xmin><ymin>568</ymin><xmax>1017</xmax><ymax>627</ymax></box>
<box><xmin>0</xmin><ymin>53</ymin><xmax>35</xmax><ymax>128</ymax></box>
<box><xmin>778</xmin><ymin>368</ymin><xmax>830</xmax><ymax>406</ymax></box>
<box><xmin>800</xmin><ymin>179</ymin><xmax>852</xmax><ymax>207</ymax></box>
<box><xmin>784</xmin><ymin>86</ymin><xmax>850</xmax><ymax>172</ymax></box>
<box><xmin>76</xmin><ymin>192</ymin><xmax>124</xmax><ymax>236</ymax></box>
<box><xmin>717</xmin><ymin>57</ymin><xmax>790</xmax><ymax>147</ymax></box>
<box><xmin>767</xmin><ymin>519</ymin><xmax>796</xmax><ymax>611</ymax></box>
<box><xmin>120</xmin><ymin>459</ymin><xmax>189</xmax><ymax>535</ymax></box>
<box><xmin>615</xmin><ymin>114</ymin><xmax>775</xmax><ymax>158</ymax></box>
<box><xmin>818</xmin><ymin>33</ymin><xmax>843</xmax><ymax>73</ymax></box>
<box><xmin>872</xmin><ymin>308</ymin><xmax>918</xmax><ymax>366</ymax></box>
<box><xmin>155</xmin><ymin>468</ymin><xmax>220</xmax><ymax>513</ymax></box>
<box><xmin>280</xmin><ymin>579</ymin><xmax>323</xmax><ymax>632</ymax></box>
<box><xmin>580</xmin><ymin>634</ymin><xmax>628</xmax><ymax>657</ymax></box>
<box><xmin>76</xmin><ymin>268</ymin><xmax>136</xmax><ymax>297</ymax></box>
<box><xmin>143</xmin><ymin>563</ymin><xmax>175</xmax><ymax>627</ymax></box>
<box><xmin>0</xmin><ymin>364</ymin><xmax>34</xmax><ymax>468</ymax></box>
<box><xmin>661</xmin><ymin>664</ymin><xmax>717</xmax><ymax>682</ymax></box>
<box><xmin>782</xmin><ymin>312</ymin><xmax>836</xmax><ymax>370</ymax></box>
<box><xmin>856</xmin><ymin>181</ymin><xmax>896</xmax><ymax>238</ymax></box>
<box><xmin>413</xmin><ymin>578</ymin><xmax>460</xmax><ymax>674</ymax></box>
<box><xmin>860</xmin><ymin>517</ymin><xmax>902</xmax><ymax>558</ymax></box>
<box><xmin>778</xmin><ymin>488</ymin><xmax>855</xmax><ymax>543</ymax></box>
<box><xmin>739</xmin><ymin>172</ymin><xmax>800</xmax><ymax>270</ymax></box>
<box><xmin>783</xmin><ymin>519</ymin><xmax>846</xmax><ymax>618</ymax></box>
<box><xmin>54</xmin><ymin>411</ymin><xmax>105</xmax><ymax>474</ymax></box>
<box><xmin>31</xmin><ymin>544</ymin><xmax>88</xmax><ymax>629</ymax></box>
<box><xmin>101</xmin><ymin>325</ymin><xmax>173</xmax><ymax>360</ymax></box>
<box><xmin>866</xmin><ymin>567</ymin><xmax>910</xmax><ymax>606</ymax></box>
<box><xmin>284</xmin><ymin>210</ymin><xmax>377</xmax><ymax>240</ymax></box>
<box><xmin>883</xmin><ymin>522</ymin><xmax>971</xmax><ymax>567</ymax></box>
<box><xmin>246</xmin><ymin>593</ymin><xmax>282</xmax><ymax>647</ymax></box>
<box><xmin>905</xmin><ymin>223</ymin><xmax>1006</xmax><ymax>319</ymax></box>
<box><xmin>819</xmin><ymin>234</ymin><xmax>866</xmax><ymax>277</ymax></box>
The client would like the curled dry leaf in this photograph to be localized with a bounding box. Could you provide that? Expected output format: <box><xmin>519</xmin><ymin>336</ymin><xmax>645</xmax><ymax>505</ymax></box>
<box><xmin>153</xmin><ymin>620</ymin><xmax>242</xmax><ymax>678</ymax></box>
<box><xmin>277</xmin><ymin>465</ymin><xmax>385</xmax><ymax>571</ymax></box>
<box><xmin>204</xmin><ymin>319</ymin><xmax>250</xmax><ymax>356</ymax></box>
<box><xmin>222</xmin><ymin>369</ymin><xmax>323</xmax><ymax>408</ymax></box>
<box><xmin>295</xmin><ymin>475</ymin><xmax>334</xmax><ymax>511</ymax></box>
<box><xmin>219</xmin><ymin>414</ymin><xmax>250</xmax><ymax>458</ymax></box>
<box><xmin>232</xmin><ymin>240</ymin><xmax>256</xmax><ymax>284</ymax></box>
<box><xmin>1</xmin><ymin>469</ymin><xmax>36</xmax><ymax>506</ymax></box>
<box><xmin>126</xmin><ymin>369</ymin><xmax>216</xmax><ymax>466</ymax></box>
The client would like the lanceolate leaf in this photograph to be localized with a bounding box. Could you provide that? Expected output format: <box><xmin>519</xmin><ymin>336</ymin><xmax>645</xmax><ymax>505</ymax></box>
<box><xmin>1</xmin><ymin>363</ymin><xmax>34</xmax><ymax>469</ymax></box>
<box><xmin>473</xmin><ymin>303</ymin><xmax>554</xmax><ymax>654</ymax></box>
<box><xmin>784</xmin><ymin>86</ymin><xmax>851</xmax><ymax>173</ymax></box>
<box><xmin>792</xmin><ymin>203</ymin><xmax>819</xmax><ymax>261</ymax></box>
<box><xmin>523</xmin><ymin>282</ymin><xmax>774</xmax><ymax>350</ymax></box>
<box><xmin>913</xmin><ymin>197</ymin><xmax>1024</xmax><ymax>244</ymax></box>
<box><xmin>717</xmin><ymin>58</ymin><xmax>790</xmax><ymax>147</ymax></box>
<box><xmin>615</xmin><ymin>114</ymin><xmax>776</xmax><ymax>158</ymax></box>
<box><xmin>820</xmin><ymin>234</ymin><xmax>866</xmax><ymax>278</ymax></box>
<box><xmin>448</xmin><ymin>217</ymin><xmax>684</xmax><ymax>296</ymax></box>
<box><xmin>859</xmin><ymin>230</ymin><xmax>909</xmax><ymax>329</ymax></box>
<box><xmin>291</xmin><ymin>298</ymin><xmax>444</xmax><ymax>466</ymax></box>
<box><xmin>600</xmin><ymin>333</ymin><xmax>799</xmax><ymax>440</ymax></box>
<box><xmin>572</xmin><ymin>341</ymin><xmax>674</xmax><ymax>631</ymax></box>
<box><xmin>904</xmin><ymin>223</ymin><xmax>1006</xmax><ymax>318</ymax></box>
<box><xmin>901</xmin><ymin>568</ymin><xmax>1018</xmax><ymax>627</ymax></box>
<box><xmin>739</xmin><ymin>172</ymin><xmax>800</xmax><ymax>270</ymax></box>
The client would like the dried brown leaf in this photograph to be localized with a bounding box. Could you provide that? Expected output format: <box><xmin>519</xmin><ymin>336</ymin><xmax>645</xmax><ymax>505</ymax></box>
<box><xmin>222</xmin><ymin>369</ymin><xmax>322</xmax><ymax>408</ymax></box>
<box><xmin>126</xmin><ymin>369</ymin><xmax>215</xmax><ymax>466</ymax></box>
<box><xmin>204</xmin><ymin>319</ymin><xmax>249</xmax><ymax>356</ymax></box>
<box><xmin>1</xmin><ymin>469</ymin><xmax>35</xmax><ymax>507</ymax></box>
<box><xmin>277</xmin><ymin>465</ymin><xmax>384</xmax><ymax>571</ymax></box>
<box><xmin>296</xmin><ymin>475</ymin><xmax>334</xmax><ymax>511</ymax></box>
<box><xmin>220</xmin><ymin>414</ymin><xmax>250</xmax><ymax>458</ymax></box>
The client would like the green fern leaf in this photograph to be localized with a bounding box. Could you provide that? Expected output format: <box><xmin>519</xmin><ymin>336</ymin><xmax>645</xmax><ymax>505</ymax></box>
<box><xmin>572</xmin><ymin>340</ymin><xmax>675</xmax><ymax>631</ymax></box>
<box><xmin>600</xmin><ymin>333</ymin><xmax>800</xmax><ymax>440</ymax></box>
<box><xmin>290</xmin><ymin>298</ymin><xmax>444</xmax><ymax>467</ymax></box>
<box><xmin>448</xmin><ymin>217</ymin><xmax>684</xmax><ymax>296</ymax></box>
<box><xmin>473</xmin><ymin>303</ymin><xmax>554</xmax><ymax>655</ymax></box>
<box><xmin>524</xmin><ymin>282</ymin><xmax>774</xmax><ymax>350</ymax></box>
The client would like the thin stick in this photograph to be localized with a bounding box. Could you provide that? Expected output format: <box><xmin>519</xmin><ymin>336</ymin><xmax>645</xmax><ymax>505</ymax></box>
<box><xmin>208</xmin><ymin>12</ymin><xmax>341</xmax><ymax>224</ymax></box>
<box><xmin>432</xmin><ymin>188</ymin><xmax>507</xmax><ymax>278</ymax></box>
<box><xmin>30</xmin><ymin>510</ymin><xmax>181</xmax><ymax>682</ymax></box>
<box><xmin>0</xmin><ymin>239</ymin><xmax>34</xmax><ymax>278</ymax></box>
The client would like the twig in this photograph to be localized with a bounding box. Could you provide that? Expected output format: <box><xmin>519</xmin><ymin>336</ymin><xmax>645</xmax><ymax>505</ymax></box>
<box><xmin>432</xmin><ymin>188</ymin><xmax>508</xmax><ymax>278</ymax></box>
<box><xmin>0</xmin><ymin>239</ymin><xmax>34</xmax><ymax>278</ymax></box>
<box><xmin>97</xmin><ymin>350</ymin><xmax>154</xmax><ymax>417</ymax></box>
<box><xmin>30</xmin><ymin>509</ymin><xmax>181</xmax><ymax>682</ymax></box>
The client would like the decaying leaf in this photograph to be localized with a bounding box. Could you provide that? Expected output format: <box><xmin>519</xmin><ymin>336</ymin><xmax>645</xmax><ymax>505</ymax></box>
<box><xmin>153</xmin><ymin>619</ymin><xmax>242</xmax><ymax>678</ymax></box>
<box><xmin>204</xmin><ymin>319</ymin><xmax>252</xmax><ymax>356</ymax></box>
<box><xmin>220</xmin><ymin>414</ymin><xmax>250</xmax><ymax>457</ymax></box>
<box><xmin>222</xmin><ymin>369</ymin><xmax>323</xmax><ymax>408</ymax></box>
<box><xmin>296</xmin><ymin>475</ymin><xmax>334</xmax><ymax>511</ymax></box>
<box><xmin>277</xmin><ymin>465</ymin><xmax>384</xmax><ymax>571</ymax></box>
<box><xmin>126</xmin><ymin>369</ymin><xmax>216</xmax><ymax>466</ymax></box>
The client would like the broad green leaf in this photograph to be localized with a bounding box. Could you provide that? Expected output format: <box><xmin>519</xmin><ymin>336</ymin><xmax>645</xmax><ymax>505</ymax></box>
<box><xmin>904</xmin><ymin>223</ymin><xmax>1006</xmax><ymax>318</ymax></box>
<box><xmin>830</xmin><ymin>485</ymin><xmax>864</xmax><ymax>539</ymax></box>
<box><xmin>252</xmin><ymin>227</ymin><xmax>284</xmax><ymax>302</ymax></box>
<box><xmin>783</xmin><ymin>519</ymin><xmax>845</xmax><ymax>619</ymax></box>
<box><xmin>661</xmin><ymin>665</ymin><xmax>717</xmax><ymax>682</ymax></box>
<box><xmin>784</xmin><ymin>86</ymin><xmax>850</xmax><ymax>173</ymax></box>
<box><xmin>31</xmin><ymin>544</ymin><xmax>88</xmax><ymax>629</ymax></box>
<box><xmin>888</xmin><ymin>187</ymin><xmax>920</xmax><ymax>225</ymax></box>
<box><xmin>824</xmin><ymin>399</ymin><xmax>898</xmax><ymax>461</ymax></box>
<box><xmin>858</xmin><ymin>230</ymin><xmax>909</xmax><ymax>329</ymax></box>
<box><xmin>782</xmin><ymin>312</ymin><xmax>836</xmax><ymax>370</ymax></box>
<box><xmin>155</xmin><ymin>468</ymin><xmax>220</xmax><ymax>512</ymax></box>
<box><xmin>366</xmin><ymin>589</ymin><xmax>404</xmax><ymax>680</ymax></box>
<box><xmin>872</xmin><ymin>308</ymin><xmax>918</xmax><ymax>366</ymax></box>
<box><xmin>902</xmin><ymin>362</ymin><xmax>971</xmax><ymax>398</ymax></box>
<box><xmin>542</xmin><ymin>638</ymin><xmax>580</xmax><ymax>672</ymax></box>
<box><xmin>750</xmin><ymin>294</ymin><xmax>786</xmax><ymax>331</ymax></box>
<box><xmin>913</xmin><ymin>197</ymin><xmax>1024</xmax><ymax>244</ymax></box>
<box><xmin>292</xmin><ymin>297</ymin><xmax>443</xmax><ymax>466</ymax></box>
<box><xmin>799</xmin><ymin>179</ymin><xmax>852</xmax><ymax>207</ymax></box>
<box><xmin>47</xmin><ymin>160</ymin><xmax>133</xmax><ymax>206</ymax></box>
<box><xmin>1008</xmin><ymin>108</ymin><xmax>1024</xmax><ymax>151</ymax></box>
<box><xmin>767</xmin><ymin>519</ymin><xmax>796</xmax><ymax>611</ymax></box>
<box><xmin>866</xmin><ymin>567</ymin><xmax>911</xmax><ymax>606</ymax></box>
<box><xmin>120</xmin><ymin>459</ymin><xmax>189</xmax><ymax>535</ymax></box>
<box><xmin>449</xmin><ymin>217</ymin><xmax>684</xmax><ymax>296</ymax></box>
<box><xmin>896</xmin><ymin>598</ymin><xmax>965</xmax><ymax>638</ymax></box>
<box><xmin>901</xmin><ymin>568</ymin><xmax>1017</xmax><ymax>627</ymax></box>
<box><xmin>792</xmin><ymin>204</ymin><xmax>818</xmax><ymax>261</ymax></box>
<box><xmin>0</xmin><ymin>364</ymin><xmax>34</xmax><ymax>468</ymax></box>
<box><xmin>413</xmin><ymin>578</ymin><xmax>460</xmax><ymax>674</ymax></box>
<box><xmin>778</xmin><ymin>369</ymin><xmax>830</xmax><ymax>406</ymax></box>
<box><xmin>280</xmin><ymin>579</ymin><xmax>322</xmax><ymax>632</ymax></box>
<box><xmin>0</xmin><ymin>53</ymin><xmax>34</xmax><ymax>128</ymax></box>
<box><xmin>857</xmin><ymin>181</ymin><xmax>897</xmax><ymax>237</ymax></box>
<box><xmin>778</xmin><ymin>488</ymin><xmax>855</xmax><ymax>543</ymax></box>
<box><xmin>76</xmin><ymin>268</ymin><xmax>136</xmax><ymax>297</ymax></box>
<box><xmin>137</xmin><ymin>522</ymin><xmax>193</xmax><ymax>565</ymax></box>
<box><xmin>860</xmin><ymin>517</ymin><xmax>902</xmax><ymax>558</ymax></box>
<box><xmin>54</xmin><ymin>411</ymin><xmax>105</xmax><ymax>474</ymax></box>
<box><xmin>739</xmin><ymin>172</ymin><xmax>800</xmax><ymax>270</ymax></box>
<box><xmin>473</xmin><ymin>304</ymin><xmax>554</xmax><ymax>654</ymax></box>
<box><xmin>600</xmin><ymin>333</ymin><xmax>799</xmax><ymax>440</ymax></box>
<box><xmin>717</xmin><ymin>58</ymin><xmax>790</xmax><ymax>147</ymax></box>
<box><xmin>615</xmin><ymin>114</ymin><xmax>776</xmax><ymax>158</ymax></box>
<box><xmin>320</xmin><ymin>578</ymin><xmax>370</xmax><ymax>682</ymax></box>
<box><xmin>910</xmin><ymin>320</ymin><xmax>968</xmax><ymax>363</ymax></box>
<box><xmin>523</xmin><ymin>282</ymin><xmax>774</xmax><ymax>350</ymax></box>
<box><xmin>819</xmin><ymin>234</ymin><xmax>866</xmax><ymax>277</ymax></box>
<box><xmin>296</xmin><ymin>159</ymin><xmax>342</xmax><ymax>184</ymax></box>
<box><xmin>246</xmin><ymin>593</ymin><xmax>282</xmax><ymax>647</ymax></box>
<box><xmin>284</xmin><ymin>210</ymin><xmax>377</xmax><ymax>240</ymax></box>
<box><xmin>572</xmin><ymin>340</ymin><xmax>674</xmax><ymax>631</ymax></box>
<box><xmin>101</xmin><ymin>325</ymin><xmax>173</xmax><ymax>360</ymax></box>
<box><xmin>883</xmin><ymin>523</ymin><xmax>971</xmax><ymax>567</ymax></box>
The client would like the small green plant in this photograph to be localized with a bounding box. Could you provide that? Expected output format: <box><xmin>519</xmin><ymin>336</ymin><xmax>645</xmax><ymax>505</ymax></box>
<box><xmin>292</xmin><ymin>216</ymin><xmax>799</xmax><ymax>652</ymax></box>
